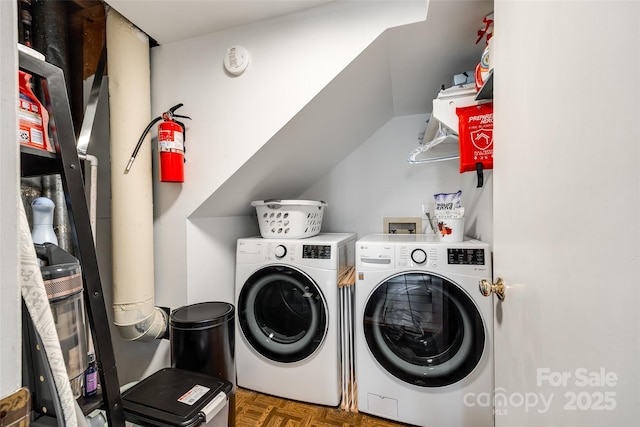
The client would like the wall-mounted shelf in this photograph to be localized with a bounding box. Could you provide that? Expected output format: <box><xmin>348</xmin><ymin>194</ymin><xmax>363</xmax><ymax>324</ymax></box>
<box><xmin>431</xmin><ymin>84</ymin><xmax>477</xmax><ymax>133</ymax></box>
<box><xmin>475</xmin><ymin>70</ymin><xmax>493</xmax><ymax>101</ymax></box>
<box><xmin>409</xmin><ymin>73</ymin><xmax>493</xmax><ymax>166</ymax></box>
<box><xmin>20</xmin><ymin>146</ymin><xmax>59</xmax><ymax>177</ymax></box>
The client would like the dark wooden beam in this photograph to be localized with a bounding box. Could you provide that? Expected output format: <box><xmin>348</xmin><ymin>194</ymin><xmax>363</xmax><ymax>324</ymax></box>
<box><xmin>68</xmin><ymin>2</ymin><xmax>106</xmax><ymax>133</ymax></box>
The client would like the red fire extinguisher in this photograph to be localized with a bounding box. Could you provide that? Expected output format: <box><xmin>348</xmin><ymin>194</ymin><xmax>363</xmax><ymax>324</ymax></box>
<box><xmin>126</xmin><ymin>103</ymin><xmax>191</xmax><ymax>182</ymax></box>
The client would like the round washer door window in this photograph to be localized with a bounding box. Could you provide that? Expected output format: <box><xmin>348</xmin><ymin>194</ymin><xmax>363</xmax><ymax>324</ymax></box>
<box><xmin>238</xmin><ymin>265</ymin><xmax>328</xmax><ymax>363</ymax></box>
<box><xmin>363</xmin><ymin>272</ymin><xmax>485</xmax><ymax>387</ymax></box>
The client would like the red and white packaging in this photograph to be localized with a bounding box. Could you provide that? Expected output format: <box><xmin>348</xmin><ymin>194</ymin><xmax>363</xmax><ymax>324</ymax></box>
<box><xmin>18</xmin><ymin>71</ymin><xmax>54</xmax><ymax>152</ymax></box>
<box><xmin>456</xmin><ymin>102</ymin><xmax>493</xmax><ymax>174</ymax></box>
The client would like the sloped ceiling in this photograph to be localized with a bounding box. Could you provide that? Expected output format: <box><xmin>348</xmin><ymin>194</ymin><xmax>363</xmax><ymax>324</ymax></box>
<box><xmin>190</xmin><ymin>0</ymin><xmax>492</xmax><ymax>218</ymax></box>
<box><xmin>191</xmin><ymin>31</ymin><xmax>395</xmax><ymax>218</ymax></box>
<box><xmin>106</xmin><ymin>0</ymin><xmax>491</xmax><ymax>116</ymax></box>
<box><xmin>106</xmin><ymin>0</ymin><xmax>337</xmax><ymax>45</ymax></box>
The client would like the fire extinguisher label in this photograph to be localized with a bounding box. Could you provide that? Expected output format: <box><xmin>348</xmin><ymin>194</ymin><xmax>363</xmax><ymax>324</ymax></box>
<box><xmin>158</xmin><ymin>129</ymin><xmax>184</xmax><ymax>153</ymax></box>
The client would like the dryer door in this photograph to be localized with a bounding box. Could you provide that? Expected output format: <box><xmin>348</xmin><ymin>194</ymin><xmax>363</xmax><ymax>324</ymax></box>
<box><xmin>238</xmin><ymin>265</ymin><xmax>328</xmax><ymax>363</ymax></box>
<box><xmin>363</xmin><ymin>272</ymin><xmax>485</xmax><ymax>387</ymax></box>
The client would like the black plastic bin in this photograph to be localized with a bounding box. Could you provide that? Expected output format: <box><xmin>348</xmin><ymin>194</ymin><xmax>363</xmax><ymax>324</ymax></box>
<box><xmin>122</xmin><ymin>368</ymin><xmax>232</xmax><ymax>427</ymax></box>
<box><xmin>170</xmin><ymin>302</ymin><xmax>235</xmax><ymax>427</ymax></box>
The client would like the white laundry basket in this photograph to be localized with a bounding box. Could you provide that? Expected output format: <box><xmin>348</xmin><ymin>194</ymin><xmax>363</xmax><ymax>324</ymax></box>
<box><xmin>251</xmin><ymin>200</ymin><xmax>326</xmax><ymax>239</ymax></box>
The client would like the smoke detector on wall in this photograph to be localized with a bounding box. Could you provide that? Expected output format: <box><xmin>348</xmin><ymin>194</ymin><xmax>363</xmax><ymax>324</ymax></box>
<box><xmin>224</xmin><ymin>45</ymin><xmax>249</xmax><ymax>75</ymax></box>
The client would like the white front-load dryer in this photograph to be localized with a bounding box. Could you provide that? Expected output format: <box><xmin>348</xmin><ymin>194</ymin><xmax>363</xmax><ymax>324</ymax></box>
<box><xmin>355</xmin><ymin>234</ymin><xmax>493</xmax><ymax>427</ymax></box>
<box><xmin>235</xmin><ymin>233</ymin><xmax>355</xmax><ymax>406</ymax></box>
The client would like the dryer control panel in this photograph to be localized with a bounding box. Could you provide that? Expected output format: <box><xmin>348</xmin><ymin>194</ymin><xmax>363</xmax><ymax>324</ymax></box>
<box><xmin>236</xmin><ymin>234</ymin><xmax>356</xmax><ymax>270</ymax></box>
<box><xmin>447</xmin><ymin>248</ymin><xmax>486</xmax><ymax>265</ymax></box>
<box><xmin>303</xmin><ymin>244</ymin><xmax>332</xmax><ymax>259</ymax></box>
<box><xmin>356</xmin><ymin>234</ymin><xmax>490</xmax><ymax>276</ymax></box>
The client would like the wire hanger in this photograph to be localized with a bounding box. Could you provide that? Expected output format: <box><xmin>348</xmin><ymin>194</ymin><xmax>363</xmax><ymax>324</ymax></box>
<box><xmin>407</xmin><ymin>120</ymin><xmax>459</xmax><ymax>164</ymax></box>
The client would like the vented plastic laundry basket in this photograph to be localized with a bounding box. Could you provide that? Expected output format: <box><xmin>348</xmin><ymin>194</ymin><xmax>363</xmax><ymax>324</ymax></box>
<box><xmin>251</xmin><ymin>200</ymin><xmax>326</xmax><ymax>239</ymax></box>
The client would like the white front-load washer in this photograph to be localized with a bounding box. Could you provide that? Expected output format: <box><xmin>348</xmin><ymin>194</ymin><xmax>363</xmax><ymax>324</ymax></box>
<box><xmin>355</xmin><ymin>234</ymin><xmax>493</xmax><ymax>427</ymax></box>
<box><xmin>235</xmin><ymin>233</ymin><xmax>356</xmax><ymax>406</ymax></box>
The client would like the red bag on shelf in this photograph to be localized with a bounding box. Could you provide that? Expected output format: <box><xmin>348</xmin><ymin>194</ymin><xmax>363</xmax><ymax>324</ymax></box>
<box><xmin>456</xmin><ymin>102</ymin><xmax>493</xmax><ymax>174</ymax></box>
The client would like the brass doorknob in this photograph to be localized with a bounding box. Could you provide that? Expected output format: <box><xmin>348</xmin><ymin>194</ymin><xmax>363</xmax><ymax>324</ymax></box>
<box><xmin>479</xmin><ymin>278</ymin><xmax>505</xmax><ymax>301</ymax></box>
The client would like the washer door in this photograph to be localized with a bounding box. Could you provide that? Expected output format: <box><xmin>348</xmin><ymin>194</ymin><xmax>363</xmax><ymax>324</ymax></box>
<box><xmin>238</xmin><ymin>265</ymin><xmax>328</xmax><ymax>363</ymax></box>
<box><xmin>363</xmin><ymin>272</ymin><xmax>485</xmax><ymax>387</ymax></box>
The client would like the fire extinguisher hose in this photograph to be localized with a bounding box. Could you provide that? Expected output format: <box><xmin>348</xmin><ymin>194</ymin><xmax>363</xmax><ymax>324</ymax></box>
<box><xmin>125</xmin><ymin>116</ymin><xmax>162</xmax><ymax>173</ymax></box>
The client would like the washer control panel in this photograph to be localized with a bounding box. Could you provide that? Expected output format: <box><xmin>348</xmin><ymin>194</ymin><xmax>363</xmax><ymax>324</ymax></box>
<box><xmin>302</xmin><ymin>244</ymin><xmax>332</xmax><ymax>259</ymax></box>
<box><xmin>274</xmin><ymin>245</ymin><xmax>287</xmax><ymax>259</ymax></box>
<box><xmin>236</xmin><ymin>234</ymin><xmax>356</xmax><ymax>270</ymax></box>
<box><xmin>356</xmin><ymin>235</ymin><xmax>490</xmax><ymax>275</ymax></box>
<box><xmin>410</xmin><ymin>248</ymin><xmax>427</xmax><ymax>264</ymax></box>
<box><xmin>397</xmin><ymin>244</ymin><xmax>439</xmax><ymax>268</ymax></box>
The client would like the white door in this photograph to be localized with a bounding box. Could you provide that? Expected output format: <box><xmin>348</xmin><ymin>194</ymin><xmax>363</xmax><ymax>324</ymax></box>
<box><xmin>491</xmin><ymin>1</ymin><xmax>640</xmax><ymax>426</ymax></box>
<box><xmin>0</xmin><ymin>0</ymin><xmax>21</xmax><ymax>399</ymax></box>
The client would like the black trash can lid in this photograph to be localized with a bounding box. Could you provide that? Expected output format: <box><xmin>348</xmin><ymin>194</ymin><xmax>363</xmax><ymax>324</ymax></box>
<box><xmin>170</xmin><ymin>302</ymin><xmax>235</xmax><ymax>329</ymax></box>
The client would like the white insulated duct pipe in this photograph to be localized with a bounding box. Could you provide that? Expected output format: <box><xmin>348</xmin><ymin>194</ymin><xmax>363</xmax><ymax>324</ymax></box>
<box><xmin>106</xmin><ymin>8</ymin><xmax>167</xmax><ymax>341</ymax></box>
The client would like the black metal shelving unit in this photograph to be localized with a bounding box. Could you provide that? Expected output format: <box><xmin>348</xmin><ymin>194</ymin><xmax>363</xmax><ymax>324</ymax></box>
<box><xmin>19</xmin><ymin>50</ymin><xmax>125</xmax><ymax>427</ymax></box>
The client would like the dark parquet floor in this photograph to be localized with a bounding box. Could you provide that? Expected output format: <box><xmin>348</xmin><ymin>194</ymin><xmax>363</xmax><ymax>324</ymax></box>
<box><xmin>235</xmin><ymin>388</ymin><xmax>411</xmax><ymax>427</ymax></box>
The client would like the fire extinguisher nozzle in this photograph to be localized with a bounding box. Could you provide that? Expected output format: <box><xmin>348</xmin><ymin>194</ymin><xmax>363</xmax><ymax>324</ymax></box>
<box><xmin>125</xmin><ymin>157</ymin><xmax>135</xmax><ymax>173</ymax></box>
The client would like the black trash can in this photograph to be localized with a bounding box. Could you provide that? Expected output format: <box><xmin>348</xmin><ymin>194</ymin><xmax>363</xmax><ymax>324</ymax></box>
<box><xmin>170</xmin><ymin>302</ymin><xmax>235</xmax><ymax>427</ymax></box>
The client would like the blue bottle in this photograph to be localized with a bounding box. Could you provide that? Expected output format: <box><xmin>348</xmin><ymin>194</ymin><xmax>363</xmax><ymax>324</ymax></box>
<box><xmin>84</xmin><ymin>352</ymin><xmax>98</xmax><ymax>397</ymax></box>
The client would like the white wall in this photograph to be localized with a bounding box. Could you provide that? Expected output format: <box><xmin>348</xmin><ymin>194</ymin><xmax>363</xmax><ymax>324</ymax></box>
<box><xmin>186</xmin><ymin>216</ymin><xmax>259</xmax><ymax>304</ymax></box>
<box><xmin>0</xmin><ymin>0</ymin><xmax>21</xmax><ymax>399</ymax></box>
<box><xmin>300</xmin><ymin>113</ymin><xmax>493</xmax><ymax>242</ymax></box>
<box><xmin>150</xmin><ymin>1</ymin><xmax>426</xmax><ymax>218</ymax></box>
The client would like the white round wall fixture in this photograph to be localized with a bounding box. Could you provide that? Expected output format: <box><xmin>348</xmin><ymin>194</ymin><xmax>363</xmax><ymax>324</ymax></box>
<box><xmin>224</xmin><ymin>45</ymin><xmax>249</xmax><ymax>75</ymax></box>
